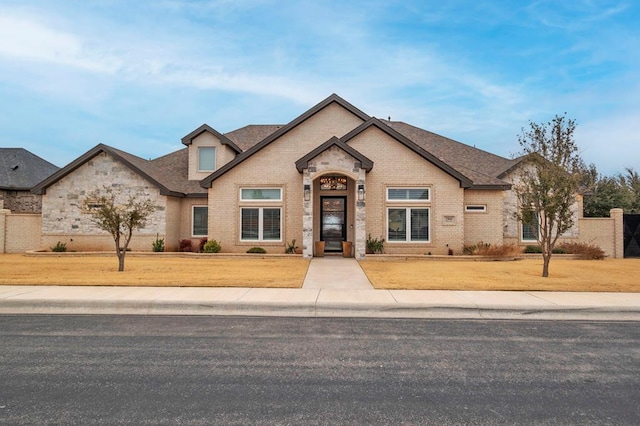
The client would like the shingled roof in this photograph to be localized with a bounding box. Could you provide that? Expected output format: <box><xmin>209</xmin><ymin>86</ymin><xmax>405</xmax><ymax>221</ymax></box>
<box><xmin>384</xmin><ymin>121</ymin><xmax>517</xmax><ymax>189</ymax></box>
<box><xmin>0</xmin><ymin>148</ymin><xmax>59</xmax><ymax>190</ymax></box>
<box><xmin>32</xmin><ymin>144</ymin><xmax>206</xmax><ymax>197</ymax></box>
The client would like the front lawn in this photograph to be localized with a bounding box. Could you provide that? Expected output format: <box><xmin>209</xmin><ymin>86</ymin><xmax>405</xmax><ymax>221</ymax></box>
<box><xmin>359</xmin><ymin>258</ymin><xmax>640</xmax><ymax>292</ymax></box>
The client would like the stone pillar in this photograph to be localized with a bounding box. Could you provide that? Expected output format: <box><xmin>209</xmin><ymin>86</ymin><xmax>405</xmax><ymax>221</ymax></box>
<box><xmin>611</xmin><ymin>208</ymin><xmax>624</xmax><ymax>259</ymax></box>
<box><xmin>355</xmin><ymin>170</ymin><xmax>366</xmax><ymax>260</ymax></box>
<box><xmin>302</xmin><ymin>170</ymin><xmax>314</xmax><ymax>259</ymax></box>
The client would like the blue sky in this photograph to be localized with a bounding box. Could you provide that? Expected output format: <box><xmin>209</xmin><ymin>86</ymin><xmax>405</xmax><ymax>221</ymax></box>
<box><xmin>0</xmin><ymin>0</ymin><xmax>638</xmax><ymax>176</ymax></box>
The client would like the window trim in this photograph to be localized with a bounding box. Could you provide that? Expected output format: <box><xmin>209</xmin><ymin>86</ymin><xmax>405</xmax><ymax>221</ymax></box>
<box><xmin>387</xmin><ymin>187</ymin><xmax>431</xmax><ymax>202</ymax></box>
<box><xmin>198</xmin><ymin>147</ymin><xmax>216</xmax><ymax>172</ymax></box>
<box><xmin>240</xmin><ymin>187</ymin><xmax>283</xmax><ymax>202</ymax></box>
<box><xmin>240</xmin><ymin>207</ymin><xmax>282</xmax><ymax>242</ymax></box>
<box><xmin>465</xmin><ymin>205</ymin><xmax>487</xmax><ymax>213</ymax></box>
<box><xmin>387</xmin><ymin>207</ymin><xmax>431</xmax><ymax>243</ymax></box>
<box><xmin>192</xmin><ymin>205</ymin><xmax>208</xmax><ymax>237</ymax></box>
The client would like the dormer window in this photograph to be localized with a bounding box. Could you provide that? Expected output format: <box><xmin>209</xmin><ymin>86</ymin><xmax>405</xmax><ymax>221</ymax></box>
<box><xmin>198</xmin><ymin>147</ymin><xmax>216</xmax><ymax>172</ymax></box>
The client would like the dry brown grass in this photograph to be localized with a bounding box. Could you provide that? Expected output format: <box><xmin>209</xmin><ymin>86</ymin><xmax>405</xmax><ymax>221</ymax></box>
<box><xmin>0</xmin><ymin>254</ymin><xmax>309</xmax><ymax>288</ymax></box>
<box><xmin>359</xmin><ymin>258</ymin><xmax>640</xmax><ymax>292</ymax></box>
<box><xmin>2</xmin><ymin>254</ymin><xmax>639</xmax><ymax>292</ymax></box>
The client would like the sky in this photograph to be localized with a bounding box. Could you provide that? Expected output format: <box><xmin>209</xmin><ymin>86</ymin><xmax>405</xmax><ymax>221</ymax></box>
<box><xmin>0</xmin><ymin>0</ymin><xmax>638</xmax><ymax>176</ymax></box>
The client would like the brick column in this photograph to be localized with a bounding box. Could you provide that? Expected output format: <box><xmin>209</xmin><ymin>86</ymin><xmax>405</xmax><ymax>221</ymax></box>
<box><xmin>0</xmin><ymin>201</ymin><xmax>8</xmax><ymax>253</ymax></box>
<box><xmin>610</xmin><ymin>208</ymin><xmax>624</xmax><ymax>259</ymax></box>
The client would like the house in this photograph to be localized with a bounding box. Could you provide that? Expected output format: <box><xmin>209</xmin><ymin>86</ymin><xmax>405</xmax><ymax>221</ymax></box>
<box><xmin>0</xmin><ymin>148</ymin><xmax>59</xmax><ymax>213</ymax></box>
<box><xmin>32</xmin><ymin>94</ymin><xmax>582</xmax><ymax>257</ymax></box>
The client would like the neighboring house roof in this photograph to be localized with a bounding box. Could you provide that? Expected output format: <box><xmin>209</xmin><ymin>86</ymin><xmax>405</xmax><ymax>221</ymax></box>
<box><xmin>200</xmin><ymin>93</ymin><xmax>371</xmax><ymax>188</ymax></box>
<box><xmin>0</xmin><ymin>148</ymin><xmax>59</xmax><ymax>190</ymax></box>
<box><xmin>32</xmin><ymin>144</ymin><xmax>207</xmax><ymax>197</ymax></box>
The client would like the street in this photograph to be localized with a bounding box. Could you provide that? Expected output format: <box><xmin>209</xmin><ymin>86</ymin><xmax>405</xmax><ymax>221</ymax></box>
<box><xmin>1</xmin><ymin>315</ymin><xmax>638</xmax><ymax>424</ymax></box>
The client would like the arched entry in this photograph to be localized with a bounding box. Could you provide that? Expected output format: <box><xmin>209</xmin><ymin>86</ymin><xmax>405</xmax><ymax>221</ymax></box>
<box><xmin>319</xmin><ymin>176</ymin><xmax>349</xmax><ymax>252</ymax></box>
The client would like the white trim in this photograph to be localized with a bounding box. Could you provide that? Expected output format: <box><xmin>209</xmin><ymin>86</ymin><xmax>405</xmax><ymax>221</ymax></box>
<box><xmin>240</xmin><ymin>207</ymin><xmax>282</xmax><ymax>242</ymax></box>
<box><xmin>191</xmin><ymin>205</ymin><xmax>208</xmax><ymax>237</ymax></box>
<box><xmin>387</xmin><ymin>207</ymin><xmax>430</xmax><ymax>243</ymax></box>
<box><xmin>386</xmin><ymin>187</ymin><xmax>431</xmax><ymax>202</ymax></box>
<box><xmin>240</xmin><ymin>187</ymin><xmax>283</xmax><ymax>202</ymax></box>
<box><xmin>465</xmin><ymin>204</ymin><xmax>487</xmax><ymax>213</ymax></box>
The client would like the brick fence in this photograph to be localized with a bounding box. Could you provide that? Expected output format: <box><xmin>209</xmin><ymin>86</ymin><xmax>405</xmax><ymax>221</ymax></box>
<box><xmin>0</xmin><ymin>201</ymin><xmax>43</xmax><ymax>253</ymax></box>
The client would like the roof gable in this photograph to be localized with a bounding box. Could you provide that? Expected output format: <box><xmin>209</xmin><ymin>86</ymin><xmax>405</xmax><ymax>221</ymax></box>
<box><xmin>32</xmin><ymin>144</ymin><xmax>205</xmax><ymax>197</ymax></box>
<box><xmin>295</xmin><ymin>136</ymin><xmax>374</xmax><ymax>173</ymax></box>
<box><xmin>342</xmin><ymin>118</ymin><xmax>475</xmax><ymax>188</ymax></box>
<box><xmin>181</xmin><ymin>124</ymin><xmax>242</xmax><ymax>154</ymax></box>
<box><xmin>200</xmin><ymin>93</ymin><xmax>371</xmax><ymax>187</ymax></box>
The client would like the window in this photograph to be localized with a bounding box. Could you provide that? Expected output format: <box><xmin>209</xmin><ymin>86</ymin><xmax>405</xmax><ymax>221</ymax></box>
<box><xmin>465</xmin><ymin>205</ymin><xmax>487</xmax><ymax>213</ymax></box>
<box><xmin>387</xmin><ymin>187</ymin><xmax>430</xmax><ymax>202</ymax></box>
<box><xmin>522</xmin><ymin>215</ymin><xmax>539</xmax><ymax>241</ymax></box>
<box><xmin>388</xmin><ymin>208</ymin><xmax>429</xmax><ymax>242</ymax></box>
<box><xmin>241</xmin><ymin>208</ymin><xmax>281</xmax><ymax>241</ymax></box>
<box><xmin>192</xmin><ymin>206</ymin><xmax>208</xmax><ymax>236</ymax></box>
<box><xmin>198</xmin><ymin>147</ymin><xmax>216</xmax><ymax>172</ymax></box>
<box><xmin>240</xmin><ymin>188</ymin><xmax>282</xmax><ymax>201</ymax></box>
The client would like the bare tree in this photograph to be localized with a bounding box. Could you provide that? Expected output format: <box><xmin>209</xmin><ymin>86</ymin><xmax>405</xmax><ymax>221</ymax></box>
<box><xmin>514</xmin><ymin>114</ymin><xmax>583</xmax><ymax>277</ymax></box>
<box><xmin>82</xmin><ymin>187</ymin><xmax>157</xmax><ymax>271</ymax></box>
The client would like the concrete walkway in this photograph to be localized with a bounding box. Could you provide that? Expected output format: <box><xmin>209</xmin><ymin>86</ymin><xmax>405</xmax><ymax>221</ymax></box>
<box><xmin>303</xmin><ymin>257</ymin><xmax>373</xmax><ymax>289</ymax></box>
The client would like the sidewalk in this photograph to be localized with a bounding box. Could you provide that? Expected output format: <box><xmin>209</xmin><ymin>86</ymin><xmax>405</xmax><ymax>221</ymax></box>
<box><xmin>1</xmin><ymin>283</ymin><xmax>639</xmax><ymax>320</ymax></box>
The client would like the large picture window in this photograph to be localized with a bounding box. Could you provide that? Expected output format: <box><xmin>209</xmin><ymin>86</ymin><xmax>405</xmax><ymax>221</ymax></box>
<box><xmin>388</xmin><ymin>208</ymin><xmax>429</xmax><ymax>242</ymax></box>
<box><xmin>241</xmin><ymin>208</ymin><xmax>281</xmax><ymax>241</ymax></box>
<box><xmin>198</xmin><ymin>147</ymin><xmax>216</xmax><ymax>172</ymax></box>
<box><xmin>192</xmin><ymin>206</ymin><xmax>208</xmax><ymax>236</ymax></box>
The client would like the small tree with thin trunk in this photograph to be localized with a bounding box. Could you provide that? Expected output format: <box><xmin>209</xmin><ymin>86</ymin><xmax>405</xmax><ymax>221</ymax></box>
<box><xmin>514</xmin><ymin>114</ymin><xmax>582</xmax><ymax>277</ymax></box>
<box><xmin>82</xmin><ymin>187</ymin><xmax>157</xmax><ymax>271</ymax></box>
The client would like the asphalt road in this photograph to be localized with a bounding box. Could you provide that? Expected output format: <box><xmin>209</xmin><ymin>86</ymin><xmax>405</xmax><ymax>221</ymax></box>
<box><xmin>0</xmin><ymin>315</ymin><xmax>638</xmax><ymax>425</ymax></box>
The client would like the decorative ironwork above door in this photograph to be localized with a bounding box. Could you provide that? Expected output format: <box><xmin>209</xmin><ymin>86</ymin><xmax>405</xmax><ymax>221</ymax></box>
<box><xmin>319</xmin><ymin>176</ymin><xmax>347</xmax><ymax>190</ymax></box>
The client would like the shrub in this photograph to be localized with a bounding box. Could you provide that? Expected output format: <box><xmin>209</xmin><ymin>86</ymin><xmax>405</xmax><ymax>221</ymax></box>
<box><xmin>366</xmin><ymin>234</ymin><xmax>385</xmax><ymax>254</ymax></box>
<box><xmin>203</xmin><ymin>239</ymin><xmax>221</xmax><ymax>253</ymax></box>
<box><xmin>51</xmin><ymin>241</ymin><xmax>67</xmax><ymax>252</ymax></box>
<box><xmin>524</xmin><ymin>245</ymin><xmax>542</xmax><ymax>254</ymax></box>
<box><xmin>152</xmin><ymin>234</ymin><xmax>165</xmax><ymax>252</ymax></box>
<box><xmin>198</xmin><ymin>237</ymin><xmax>208</xmax><ymax>253</ymax></box>
<box><xmin>285</xmin><ymin>239</ymin><xmax>298</xmax><ymax>254</ymax></box>
<box><xmin>464</xmin><ymin>242</ymin><xmax>522</xmax><ymax>257</ymax></box>
<box><xmin>247</xmin><ymin>247</ymin><xmax>267</xmax><ymax>254</ymax></box>
<box><xmin>558</xmin><ymin>242</ymin><xmax>605</xmax><ymax>260</ymax></box>
<box><xmin>179</xmin><ymin>239</ymin><xmax>193</xmax><ymax>252</ymax></box>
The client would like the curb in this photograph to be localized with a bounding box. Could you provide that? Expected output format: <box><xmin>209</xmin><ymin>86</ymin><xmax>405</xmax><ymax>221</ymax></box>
<box><xmin>2</xmin><ymin>298</ymin><xmax>639</xmax><ymax>321</ymax></box>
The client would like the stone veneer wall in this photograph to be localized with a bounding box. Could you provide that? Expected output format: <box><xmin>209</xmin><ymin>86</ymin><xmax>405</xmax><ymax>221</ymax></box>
<box><xmin>40</xmin><ymin>151</ymin><xmax>167</xmax><ymax>252</ymax></box>
<box><xmin>0</xmin><ymin>189</ymin><xmax>43</xmax><ymax>213</ymax></box>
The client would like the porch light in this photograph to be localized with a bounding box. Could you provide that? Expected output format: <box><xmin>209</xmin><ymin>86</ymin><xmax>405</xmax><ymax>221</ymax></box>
<box><xmin>357</xmin><ymin>184</ymin><xmax>365</xmax><ymax>201</ymax></box>
<box><xmin>304</xmin><ymin>184</ymin><xmax>311</xmax><ymax>201</ymax></box>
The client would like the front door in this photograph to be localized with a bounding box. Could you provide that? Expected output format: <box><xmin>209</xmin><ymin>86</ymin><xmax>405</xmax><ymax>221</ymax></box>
<box><xmin>321</xmin><ymin>196</ymin><xmax>346</xmax><ymax>252</ymax></box>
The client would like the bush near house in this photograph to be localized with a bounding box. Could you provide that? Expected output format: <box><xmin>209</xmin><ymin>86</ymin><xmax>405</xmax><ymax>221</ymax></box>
<box><xmin>203</xmin><ymin>239</ymin><xmax>221</xmax><ymax>253</ymax></box>
<box><xmin>463</xmin><ymin>242</ymin><xmax>522</xmax><ymax>257</ymax></box>
<box><xmin>50</xmin><ymin>241</ymin><xmax>67</xmax><ymax>252</ymax></box>
<box><xmin>179</xmin><ymin>239</ymin><xmax>193</xmax><ymax>252</ymax></box>
<box><xmin>557</xmin><ymin>242</ymin><xmax>606</xmax><ymax>260</ymax></box>
<box><xmin>247</xmin><ymin>247</ymin><xmax>267</xmax><ymax>254</ymax></box>
<box><xmin>198</xmin><ymin>237</ymin><xmax>208</xmax><ymax>253</ymax></box>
